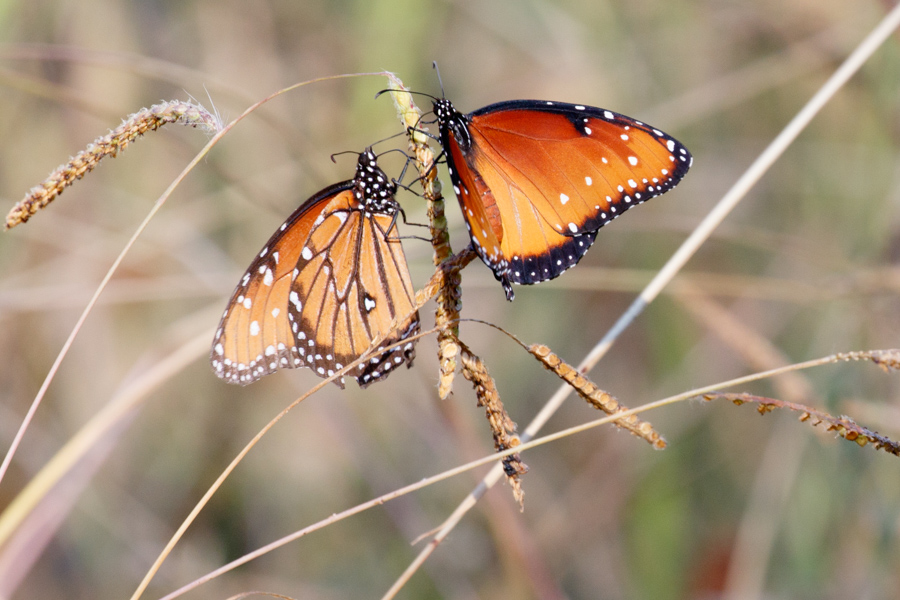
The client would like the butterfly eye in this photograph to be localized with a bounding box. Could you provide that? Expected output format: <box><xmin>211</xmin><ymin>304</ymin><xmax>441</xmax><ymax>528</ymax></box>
<box><xmin>434</xmin><ymin>98</ymin><xmax>691</xmax><ymax>300</ymax></box>
<box><xmin>211</xmin><ymin>149</ymin><xmax>419</xmax><ymax>388</ymax></box>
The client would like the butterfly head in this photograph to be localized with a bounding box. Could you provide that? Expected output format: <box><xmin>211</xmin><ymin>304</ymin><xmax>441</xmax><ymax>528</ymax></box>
<box><xmin>354</xmin><ymin>148</ymin><xmax>398</xmax><ymax>213</ymax></box>
<box><xmin>433</xmin><ymin>98</ymin><xmax>472</xmax><ymax>153</ymax></box>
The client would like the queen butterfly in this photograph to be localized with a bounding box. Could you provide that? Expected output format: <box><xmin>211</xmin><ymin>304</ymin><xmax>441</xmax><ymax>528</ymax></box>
<box><xmin>433</xmin><ymin>98</ymin><xmax>692</xmax><ymax>300</ymax></box>
<box><xmin>211</xmin><ymin>149</ymin><xmax>419</xmax><ymax>388</ymax></box>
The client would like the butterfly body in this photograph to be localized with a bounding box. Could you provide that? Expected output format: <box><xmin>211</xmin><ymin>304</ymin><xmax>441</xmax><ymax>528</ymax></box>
<box><xmin>434</xmin><ymin>98</ymin><xmax>692</xmax><ymax>300</ymax></box>
<box><xmin>212</xmin><ymin>149</ymin><xmax>419</xmax><ymax>388</ymax></box>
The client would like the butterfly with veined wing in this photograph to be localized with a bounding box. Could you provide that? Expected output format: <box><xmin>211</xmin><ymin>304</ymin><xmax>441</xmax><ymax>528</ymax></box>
<box><xmin>432</xmin><ymin>98</ymin><xmax>692</xmax><ymax>300</ymax></box>
<box><xmin>211</xmin><ymin>148</ymin><xmax>419</xmax><ymax>388</ymax></box>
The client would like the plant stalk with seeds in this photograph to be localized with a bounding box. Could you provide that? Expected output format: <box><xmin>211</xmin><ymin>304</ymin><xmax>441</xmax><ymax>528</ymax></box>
<box><xmin>5</xmin><ymin>100</ymin><xmax>220</xmax><ymax>229</ymax></box>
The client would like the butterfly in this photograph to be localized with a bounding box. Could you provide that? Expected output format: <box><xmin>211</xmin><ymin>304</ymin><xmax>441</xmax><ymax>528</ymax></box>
<box><xmin>211</xmin><ymin>148</ymin><xmax>419</xmax><ymax>388</ymax></box>
<box><xmin>432</xmin><ymin>98</ymin><xmax>692</xmax><ymax>300</ymax></box>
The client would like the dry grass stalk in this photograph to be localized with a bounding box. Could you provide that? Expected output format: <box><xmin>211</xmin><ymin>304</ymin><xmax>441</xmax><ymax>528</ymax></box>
<box><xmin>865</xmin><ymin>349</ymin><xmax>900</xmax><ymax>372</ymax></box>
<box><xmin>702</xmin><ymin>392</ymin><xmax>900</xmax><ymax>456</ymax></box>
<box><xmin>803</xmin><ymin>348</ymin><xmax>900</xmax><ymax>373</ymax></box>
<box><xmin>458</xmin><ymin>342</ymin><xmax>527</xmax><ymax>507</ymax></box>
<box><xmin>434</xmin><ymin>263</ymin><xmax>463</xmax><ymax>400</ymax></box>
<box><xmin>528</xmin><ymin>344</ymin><xmax>667</xmax><ymax>449</ymax></box>
<box><xmin>385</xmin><ymin>73</ymin><xmax>462</xmax><ymax>400</ymax></box>
<box><xmin>5</xmin><ymin>100</ymin><xmax>220</xmax><ymax>229</ymax></box>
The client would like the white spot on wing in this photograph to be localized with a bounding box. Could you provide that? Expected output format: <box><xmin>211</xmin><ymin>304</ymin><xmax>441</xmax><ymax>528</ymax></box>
<box><xmin>289</xmin><ymin>291</ymin><xmax>302</xmax><ymax>312</ymax></box>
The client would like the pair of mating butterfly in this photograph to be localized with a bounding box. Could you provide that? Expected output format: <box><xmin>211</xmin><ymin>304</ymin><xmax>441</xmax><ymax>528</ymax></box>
<box><xmin>210</xmin><ymin>94</ymin><xmax>692</xmax><ymax>387</ymax></box>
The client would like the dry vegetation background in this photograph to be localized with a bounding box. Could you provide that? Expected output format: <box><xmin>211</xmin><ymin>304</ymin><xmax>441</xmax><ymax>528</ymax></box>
<box><xmin>1</xmin><ymin>0</ymin><xmax>900</xmax><ymax>599</ymax></box>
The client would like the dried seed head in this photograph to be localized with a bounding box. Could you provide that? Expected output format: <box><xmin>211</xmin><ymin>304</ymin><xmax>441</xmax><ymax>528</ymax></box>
<box><xmin>529</xmin><ymin>343</ymin><xmax>667</xmax><ymax>449</ymax></box>
<box><xmin>460</xmin><ymin>343</ymin><xmax>527</xmax><ymax>507</ymax></box>
<box><xmin>437</xmin><ymin>339</ymin><xmax>459</xmax><ymax>399</ymax></box>
<box><xmin>6</xmin><ymin>100</ymin><xmax>221</xmax><ymax>229</ymax></box>
<box><xmin>708</xmin><ymin>392</ymin><xmax>900</xmax><ymax>457</ymax></box>
<box><xmin>436</xmin><ymin>263</ymin><xmax>463</xmax><ymax>399</ymax></box>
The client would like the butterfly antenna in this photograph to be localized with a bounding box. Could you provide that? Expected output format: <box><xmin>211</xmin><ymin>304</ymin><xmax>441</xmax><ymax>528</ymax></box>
<box><xmin>373</xmin><ymin>87</ymin><xmax>441</xmax><ymax>141</ymax></box>
<box><xmin>329</xmin><ymin>149</ymin><xmax>361</xmax><ymax>164</ymax></box>
<box><xmin>374</xmin><ymin>88</ymin><xmax>438</xmax><ymax>102</ymax></box>
<box><xmin>369</xmin><ymin>130</ymin><xmax>409</xmax><ymax>150</ymax></box>
<box><xmin>432</xmin><ymin>61</ymin><xmax>445</xmax><ymax>98</ymax></box>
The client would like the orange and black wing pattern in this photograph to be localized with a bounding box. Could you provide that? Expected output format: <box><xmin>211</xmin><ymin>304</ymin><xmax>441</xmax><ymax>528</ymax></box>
<box><xmin>434</xmin><ymin>98</ymin><xmax>692</xmax><ymax>300</ymax></box>
<box><xmin>211</xmin><ymin>150</ymin><xmax>419</xmax><ymax>388</ymax></box>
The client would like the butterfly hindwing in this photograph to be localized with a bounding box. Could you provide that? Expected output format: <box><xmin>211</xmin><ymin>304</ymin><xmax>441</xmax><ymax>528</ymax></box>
<box><xmin>353</xmin><ymin>212</ymin><xmax>419</xmax><ymax>385</ymax></box>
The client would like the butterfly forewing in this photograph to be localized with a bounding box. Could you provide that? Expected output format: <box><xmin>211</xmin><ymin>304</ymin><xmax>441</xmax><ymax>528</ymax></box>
<box><xmin>212</xmin><ymin>150</ymin><xmax>419</xmax><ymax>388</ymax></box>
<box><xmin>212</xmin><ymin>185</ymin><xmax>342</xmax><ymax>385</ymax></box>
<box><xmin>436</xmin><ymin>98</ymin><xmax>692</xmax><ymax>298</ymax></box>
<box><xmin>291</xmin><ymin>197</ymin><xmax>354</xmax><ymax>379</ymax></box>
<box><xmin>470</xmin><ymin>102</ymin><xmax>690</xmax><ymax>232</ymax></box>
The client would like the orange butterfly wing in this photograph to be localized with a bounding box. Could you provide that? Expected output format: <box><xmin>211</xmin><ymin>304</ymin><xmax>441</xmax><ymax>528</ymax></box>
<box><xmin>211</xmin><ymin>151</ymin><xmax>419</xmax><ymax>387</ymax></box>
<box><xmin>435</xmin><ymin>99</ymin><xmax>691</xmax><ymax>300</ymax></box>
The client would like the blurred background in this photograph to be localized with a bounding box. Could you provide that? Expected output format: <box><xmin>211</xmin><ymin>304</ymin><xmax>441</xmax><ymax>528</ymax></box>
<box><xmin>1</xmin><ymin>0</ymin><xmax>899</xmax><ymax>598</ymax></box>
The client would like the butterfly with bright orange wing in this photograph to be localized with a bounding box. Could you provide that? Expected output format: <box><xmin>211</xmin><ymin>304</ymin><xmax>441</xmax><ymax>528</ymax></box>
<box><xmin>433</xmin><ymin>98</ymin><xmax>692</xmax><ymax>300</ymax></box>
<box><xmin>211</xmin><ymin>149</ymin><xmax>419</xmax><ymax>387</ymax></box>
